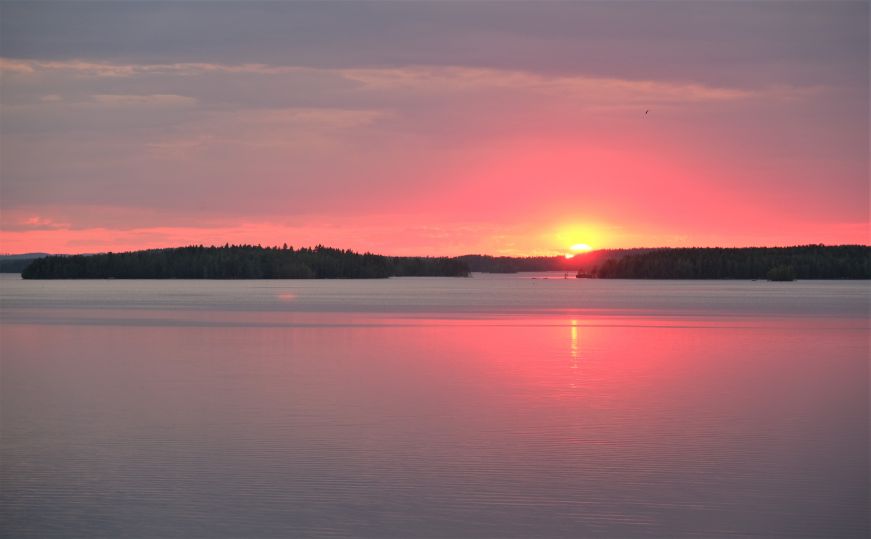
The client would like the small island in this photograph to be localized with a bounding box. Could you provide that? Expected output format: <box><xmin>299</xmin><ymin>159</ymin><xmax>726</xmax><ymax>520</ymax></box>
<box><xmin>20</xmin><ymin>245</ymin><xmax>470</xmax><ymax>279</ymax></box>
<box><xmin>591</xmin><ymin>246</ymin><xmax>869</xmax><ymax>280</ymax></box>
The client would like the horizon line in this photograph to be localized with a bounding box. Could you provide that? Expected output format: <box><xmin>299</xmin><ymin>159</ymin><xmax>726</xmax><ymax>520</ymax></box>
<box><xmin>3</xmin><ymin>242</ymin><xmax>869</xmax><ymax>259</ymax></box>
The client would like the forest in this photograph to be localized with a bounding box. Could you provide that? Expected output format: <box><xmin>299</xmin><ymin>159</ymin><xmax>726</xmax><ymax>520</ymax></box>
<box><xmin>456</xmin><ymin>249</ymin><xmax>650</xmax><ymax>273</ymax></box>
<box><xmin>20</xmin><ymin>245</ymin><xmax>470</xmax><ymax>279</ymax></box>
<box><xmin>594</xmin><ymin>245</ymin><xmax>870</xmax><ymax>279</ymax></box>
<box><xmin>16</xmin><ymin>244</ymin><xmax>871</xmax><ymax>280</ymax></box>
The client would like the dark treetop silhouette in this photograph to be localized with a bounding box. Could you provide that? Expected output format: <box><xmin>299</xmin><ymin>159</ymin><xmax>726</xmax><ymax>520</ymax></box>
<box><xmin>16</xmin><ymin>244</ymin><xmax>870</xmax><ymax>280</ymax></box>
<box><xmin>20</xmin><ymin>245</ymin><xmax>469</xmax><ymax>279</ymax></box>
<box><xmin>593</xmin><ymin>246</ymin><xmax>870</xmax><ymax>280</ymax></box>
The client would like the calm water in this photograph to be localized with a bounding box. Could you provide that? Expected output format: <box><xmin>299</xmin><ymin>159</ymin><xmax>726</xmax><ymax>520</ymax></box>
<box><xmin>1</xmin><ymin>273</ymin><xmax>868</xmax><ymax>538</ymax></box>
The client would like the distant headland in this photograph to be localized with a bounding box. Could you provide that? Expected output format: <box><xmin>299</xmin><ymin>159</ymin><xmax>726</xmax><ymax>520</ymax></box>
<box><xmin>10</xmin><ymin>244</ymin><xmax>870</xmax><ymax>280</ymax></box>
<box><xmin>18</xmin><ymin>245</ymin><xmax>469</xmax><ymax>279</ymax></box>
<box><xmin>590</xmin><ymin>245</ymin><xmax>869</xmax><ymax>280</ymax></box>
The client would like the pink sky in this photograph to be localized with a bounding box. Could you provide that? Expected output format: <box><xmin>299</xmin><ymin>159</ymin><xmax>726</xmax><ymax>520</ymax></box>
<box><xmin>0</xmin><ymin>3</ymin><xmax>868</xmax><ymax>255</ymax></box>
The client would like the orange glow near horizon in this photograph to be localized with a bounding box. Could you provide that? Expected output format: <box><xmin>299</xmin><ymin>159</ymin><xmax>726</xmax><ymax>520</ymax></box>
<box><xmin>1</xmin><ymin>112</ymin><xmax>868</xmax><ymax>256</ymax></box>
<box><xmin>1</xmin><ymin>128</ymin><xmax>868</xmax><ymax>256</ymax></box>
<box><xmin>1</xmin><ymin>216</ymin><xmax>869</xmax><ymax>257</ymax></box>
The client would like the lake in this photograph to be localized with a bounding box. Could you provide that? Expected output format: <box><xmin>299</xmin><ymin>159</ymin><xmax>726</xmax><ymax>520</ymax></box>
<box><xmin>1</xmin><ymin>273</ymin><xmax>868</xmax><ymax>538</ymax></box>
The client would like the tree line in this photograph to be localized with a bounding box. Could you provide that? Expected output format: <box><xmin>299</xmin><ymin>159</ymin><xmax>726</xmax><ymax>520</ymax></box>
<box><xmin>594</xmin><ymin>245</ymin><xmax>870</xmax><ymax>279</ymax></box>
<box><xmin>16</xmin><ymin>244</ymin><xmax>871</xmax><ymax>280</ymax></box>
<box><xmin>456</xmin><ymin>249</ymin><xmax>651</xmax><ymax>273</ymax></box>
<box><xmin>21</xmin><ymin>245</ymin><xmax>470</xmax><ymax>279</ymax></box>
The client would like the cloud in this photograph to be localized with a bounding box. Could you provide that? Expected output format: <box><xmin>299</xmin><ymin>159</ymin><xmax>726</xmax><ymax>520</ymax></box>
<box><xmin>91</xmin><ymin>93</ymin><xmax>197</xmax><ymax>107</ymax></box>
<box><xmin>16</xmin><ymin>215</ymin><xmax>70</xmax><ymax>230</ymax></box>
<box><xmin>143</xmin><ymin>107</ymin><xmax>387</xmax><ymax>157</ymax></box>
<box><xmin>2</xmin><ymin>1</ymin><xmax>864</xmax><ymax>91</ymax></box>
<box><xmin>225</xmin><ymin>107</ymin><xmax>387</xmax><ymax>129</ymax></box>
<box><xmin>2</xmin><ymin>57</ymin><xmax>819</xmax><ymax>116</ymax></box>
<box><xmin>2</xmin><ymin>57</ymin><xmax>788</xmax><ymax>104</ymax></box>
<box><xmin>0</xmin><ymin>58</ymin><xmax>299</xmax><ymax>77</ymax></box>
<box><xmin>0</xmin><ymin>58</ymin><xmax>35</xmax><ymax>74</ymax></box>
<box><xmin>340</xmin><ymin>65</ymin><xmax>765</xmax><ymax>104</ymax></box>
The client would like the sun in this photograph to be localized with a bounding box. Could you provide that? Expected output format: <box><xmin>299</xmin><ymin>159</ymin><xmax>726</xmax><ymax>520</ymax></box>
<box><xmin>570</xmin><ymin>243</ymin><xmax>593</xmax><ymax>253</ymax></box>
<box><xmin>564</xmin><ymin>243</ymin><xmax>593</xmax><ymax>259</ymax></box>
<box><xmin>552</xmin><ymin>223</ymin><xmax>604</xmax><ymax>257</ymax></box>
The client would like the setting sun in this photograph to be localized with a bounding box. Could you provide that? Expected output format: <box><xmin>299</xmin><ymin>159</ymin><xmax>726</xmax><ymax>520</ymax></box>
<box><xmin>549</xmin><ymin>223</ymin><xmax>610</xmax><ymax>256</ymax></box>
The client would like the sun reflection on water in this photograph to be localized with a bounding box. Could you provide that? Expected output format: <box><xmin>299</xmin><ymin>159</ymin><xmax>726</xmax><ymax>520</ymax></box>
<box><xmin>570</xmin><ymin>319</ymin><xmax>579</xmax><ymax>369</ymax></box>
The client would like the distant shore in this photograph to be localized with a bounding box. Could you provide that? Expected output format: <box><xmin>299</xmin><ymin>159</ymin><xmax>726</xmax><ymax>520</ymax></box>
<box><xmin>592</xmin><ymin>246</ymin><xmax>869</xmax><ymax>280</ymax></box>
<box><xmin>12</xmin><ymin>244</ymin><xmax>870</xmax><ymax>280</ymax></box>
<box><xmin>19</xmin><ymin>245</ymin><xmax>470</xmax><ymax>279</ymax></box>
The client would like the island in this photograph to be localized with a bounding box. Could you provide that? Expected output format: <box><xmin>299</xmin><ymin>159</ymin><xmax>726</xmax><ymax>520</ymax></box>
<box><xmin>592</xmin><ymin>245</ymin><xmax>869</xmax><ymax>280</ymax></box>
<box><xmin>20</xmin><ymin>245</ymin><xmax>470</xmax><ymax>279</ymax></box>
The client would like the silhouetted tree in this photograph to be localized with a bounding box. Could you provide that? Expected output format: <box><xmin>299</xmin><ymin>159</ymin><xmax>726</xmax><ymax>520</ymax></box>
<box><xmin>21</xmin><ymin>245</ymin><xmax>470</xmax><ymax>279</ymax></box>
<box><xmin>595</xmin><ymin>246</ymin><xmax>869</xmax><ymax>280</ymax></box>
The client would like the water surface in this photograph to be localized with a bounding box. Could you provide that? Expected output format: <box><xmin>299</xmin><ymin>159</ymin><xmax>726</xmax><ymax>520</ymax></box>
<box><xmin>1</xmin><ymin>274</ymin><xmax>868</xmax><ymax>537</ymax></box>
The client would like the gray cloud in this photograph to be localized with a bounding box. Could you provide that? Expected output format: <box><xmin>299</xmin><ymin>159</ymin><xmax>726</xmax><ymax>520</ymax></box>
<box><xmin>1</xmin><ymin>1</ymin><xmax>866</xmax><ymax>88</ymax></box>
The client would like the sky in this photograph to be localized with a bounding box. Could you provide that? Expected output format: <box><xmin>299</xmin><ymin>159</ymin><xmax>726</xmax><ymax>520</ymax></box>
<box><xmin>0</xmin><ymin>1</ymin><xmax>868</xmax><ymax>256</ymax></box>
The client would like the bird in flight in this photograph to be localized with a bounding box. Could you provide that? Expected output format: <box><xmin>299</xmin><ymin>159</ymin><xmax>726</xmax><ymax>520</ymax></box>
<box><xmin>645</xmin><ymin>109</ymin><xmax>649</xmax><ymax>115</ymax></box>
